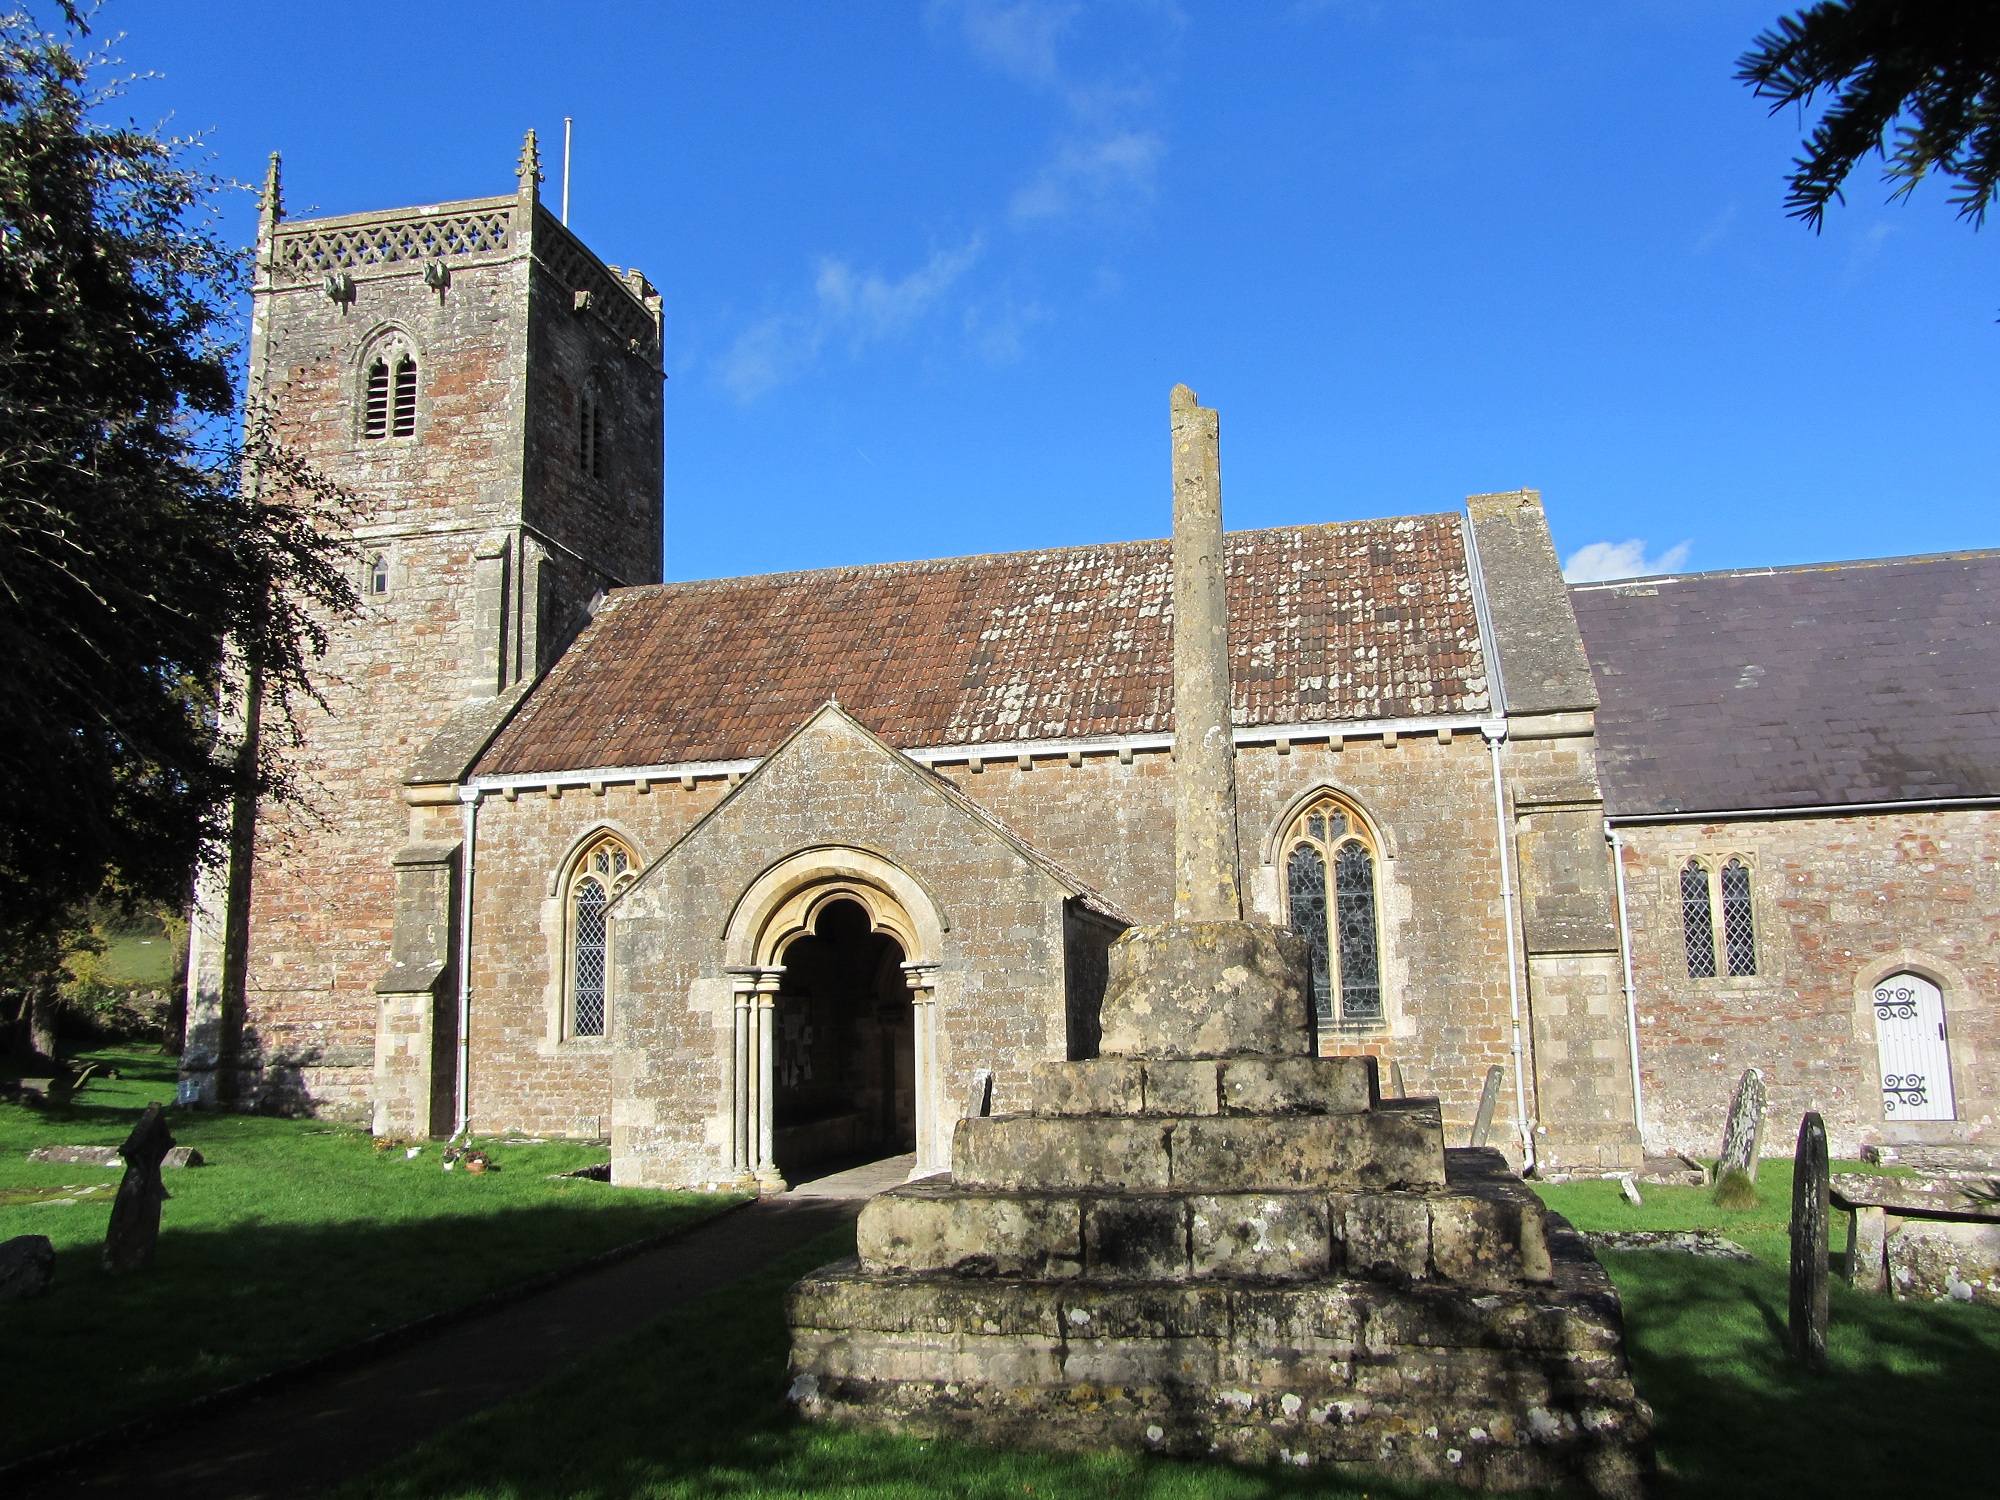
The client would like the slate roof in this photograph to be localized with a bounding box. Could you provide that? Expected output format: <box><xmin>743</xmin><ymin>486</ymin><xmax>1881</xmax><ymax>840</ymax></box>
<box><xmin>475</xmin><ymin>514</ymin><xmax>1489</xmax><ymax>776</ymax></box>
<box><xmin>1571</xmin><ymin>550</ymin><xmax>2000</xmax><ymax>818</ymax></box>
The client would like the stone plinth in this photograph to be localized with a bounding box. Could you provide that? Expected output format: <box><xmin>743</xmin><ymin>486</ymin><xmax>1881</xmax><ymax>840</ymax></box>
<box><xmin>1097</xmin><ymin>922</ymin><xmax>1313</xmax><ymax>1060</ymax></box>
<box><xmin>788</xmin><ymin>1047</ymin><xmax>1654</xmax><ymax>1495</ymax></box>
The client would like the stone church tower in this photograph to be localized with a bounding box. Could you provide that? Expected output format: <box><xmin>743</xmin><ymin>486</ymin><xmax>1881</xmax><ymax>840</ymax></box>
<box><xmin>180</xmin><ymin>136</ymin><xmax>664</xmax><ymax>1118</ymax></box>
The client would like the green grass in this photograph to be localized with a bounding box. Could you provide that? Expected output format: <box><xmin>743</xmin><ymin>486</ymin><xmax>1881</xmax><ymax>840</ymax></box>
<box><xmin>337</xmin><ymin>1162</ymin><xmax>2000</xmax><ymax>1500</ymax></box>
<box><xmin>0</xmin><ymin>1045</ymin><xmax>742</xmax><ymax>1463</ymax></box>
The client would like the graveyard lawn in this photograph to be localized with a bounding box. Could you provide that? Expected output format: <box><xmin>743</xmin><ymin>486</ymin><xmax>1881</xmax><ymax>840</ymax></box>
<box><xmin>338</xmin><ymin>1165</ymin><xmax>2000</xmax><ymax>1500</ymax></box>
<box><xmin>0</xmin><ymin>1046</ymin><xmax>741</xmax><ymax>1465</ymax></box>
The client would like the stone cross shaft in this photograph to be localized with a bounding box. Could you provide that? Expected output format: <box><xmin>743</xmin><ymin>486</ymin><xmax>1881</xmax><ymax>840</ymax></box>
<box><xmin>1169</xmin><ymin>384</ymin><xmax>1242</xmax><ymax>923</ymax></box>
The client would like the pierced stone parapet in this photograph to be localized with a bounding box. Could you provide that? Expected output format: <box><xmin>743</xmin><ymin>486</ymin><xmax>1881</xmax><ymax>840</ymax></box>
<box><xmin>271</xmin><ymin>204</ymin><xmax>512</xmax><ymax>285</ymax></box>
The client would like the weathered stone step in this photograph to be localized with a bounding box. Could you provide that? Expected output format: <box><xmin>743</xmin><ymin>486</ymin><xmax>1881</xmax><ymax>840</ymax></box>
<box><xmin>1031</xmin><ymin>1054</ymin><xmax>1378</xmax><ymax>1117</ymax></box>
<box><xmin>952</xmin><ymin>1108</ymin><xmax>1445</xmax><ymax>1194</ymax></box>
<box><xmin>857</xmin><ymin>1178</ymin><xmax>1552</xmax><ymax>1288</ymax></box>
<box><xmin>787</xmin><ymin>1256</ymin><xmax>1648</xmax><ymax>1496</ymax></box>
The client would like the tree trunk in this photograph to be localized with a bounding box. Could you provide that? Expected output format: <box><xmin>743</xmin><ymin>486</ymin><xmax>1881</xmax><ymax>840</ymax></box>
<box><xmin>24</xmin><ymin>975</ymin><xmax>59</xmax><ymax>1066</ymax></box>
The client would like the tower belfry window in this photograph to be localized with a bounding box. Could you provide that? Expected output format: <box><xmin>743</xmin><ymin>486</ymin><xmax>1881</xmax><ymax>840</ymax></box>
<box><xmin>363</xmin><ymin>361</ymin><xmax>389</xmax><ymax>439</ymax></box>
<box><xmin>579</xmin><ymin>396</ymin><xmax>605</xmax><ymax>480</ymax></box>
<box><xmin>362</xmin><ymin>347</ymin><xmax>418</xmax><ymax>441</ymax></box>
<box><xmin>392</xmin><ymin>355</ymin><xmax>417</xmax><ymax>437</ymax></box>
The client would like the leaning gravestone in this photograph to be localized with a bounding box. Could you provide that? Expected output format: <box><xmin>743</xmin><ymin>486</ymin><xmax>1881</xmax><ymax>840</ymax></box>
<box><xmin>103</xmin><ymin>1102</ymin><xmax>175</xmax><ymax>1276</ymax></box>
<box><xmin>1789</xmin><ymin>1111</ymin><xmax>1830</xmax><ymax>1371</ymax></box>
<box><xmin>0</xmin><ymin>1234</ymin><xmax>54</xmax><ymax>1301</ymax></box>
<box><xmin>1469</xmin><ymin>1062</ymin><xmax>1503</xmax><ymax>1147</ymax></box>
<box><xmin>1718</xmin><ymin>1067</ymin><xmax>1768</xmax><ymax>1181</ymax></box>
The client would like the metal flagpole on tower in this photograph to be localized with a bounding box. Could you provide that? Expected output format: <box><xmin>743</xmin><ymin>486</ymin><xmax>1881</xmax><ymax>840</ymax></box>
<box><xmin>562</xmin><ymin>117</ymin><xmax>572</xmax><ymax>224</ymax></box>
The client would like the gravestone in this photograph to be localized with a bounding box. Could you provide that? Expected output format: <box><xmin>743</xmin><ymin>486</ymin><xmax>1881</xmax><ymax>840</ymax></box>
<box><xmin>1470</xmin><ymin>1062</ymin><xmax>1503</xmax><ymax>1147</ymax></box>
<box><xmin>1718</xmin><ymin>1068</ymin><xmax>1768</xmax><ymax>1181</ymax></box>
<box><xmin>102</xmin><ymin>1102</ymin><xmax>175</xmax><ymax>1275</ymax></box>
<box><xmin>0</xmin><ymin>1234</ymin><xmax>54</xmax><ymax>1301</ymax></box>
<box><xmin>1389</xmin><ymin>1060</ymin><xmax>1407</xmax><ymax>1098</ymax></box>
<box><xmin>1789</xmin><ymin>1111</ymin><xmax>1829</xmax><ymax>1370</ymax></box>
<box><xmin>964</xmin><ymin>1069</ymin><xmax>993</xmax><ymax>1121</ymax></box>
<box><xmin>27</xmin><ymin>1145</ymin><xmax>122</xmax><ymax>1167</ymax></box>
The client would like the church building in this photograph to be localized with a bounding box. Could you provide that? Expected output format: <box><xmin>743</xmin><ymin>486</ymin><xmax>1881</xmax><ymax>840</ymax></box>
<box><xmin>180</xmin><ymin>142</ymin><xmax>1997</xmax><ymax>1186</ymax></box>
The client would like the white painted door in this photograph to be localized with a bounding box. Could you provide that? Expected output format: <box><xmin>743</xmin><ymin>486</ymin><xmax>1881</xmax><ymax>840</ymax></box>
<box><xmin>1872</xmin><ymin>973</ymin><xmax>1956</xmax><ymax>1122</ymax></box>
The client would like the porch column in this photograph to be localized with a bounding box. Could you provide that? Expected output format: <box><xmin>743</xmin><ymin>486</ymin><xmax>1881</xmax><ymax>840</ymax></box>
<box><xmin>904</xmin><ymin>962</ymin><xmax>944</xmax><ymax>1178</ymax></box>
<box><xmin>754</xmin><ymin>968</ymin><xmax>786</xmax><ymax>1192</ymax></box>
<box><xmin>725</xmin><ymin>969</ymin><xmax>757</xmax><ymax>1186</ymax></box>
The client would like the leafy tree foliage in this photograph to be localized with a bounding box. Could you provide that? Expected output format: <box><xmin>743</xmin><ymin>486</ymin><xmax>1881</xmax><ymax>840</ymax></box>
<box><xmin>0</xmin><ymin>11</ymin><xmax>354</xmax><ymax>973</ymax></box>
<box><xmin>1738</xmin><ymin>1</ymin><xmax>2000</xmax><ymax>229</ymax></box>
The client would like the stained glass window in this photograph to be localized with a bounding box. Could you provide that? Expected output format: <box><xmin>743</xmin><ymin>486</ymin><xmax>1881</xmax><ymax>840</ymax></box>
<box><xmin>1284</xmin><ymin>797</ymin><xmax>1382</xmax><ymax>1031</ymax></box>
<box><xmin>1720</xmin><ymin>858</ymin><xmax>1756</xmax><ymax>977</ymax></box>
<box><xmin>1681</xmin><ymin>860</ymin><xmax>1716</xmax><ymax>979</ymax></box>
<box><xmin>1334</xmin><ymin>842</ymin><xmax>1381</xmax><ymax>1022</ymax></box>
<box><xmin>568</xmin><ymin>836</ymin><xmax>636</xmax><ymax>1039</ymax></box>
<box><xmin>1287</xmin><ymin>845</ymin><xmax>1332</xmax><ymax>1027</ymax></box>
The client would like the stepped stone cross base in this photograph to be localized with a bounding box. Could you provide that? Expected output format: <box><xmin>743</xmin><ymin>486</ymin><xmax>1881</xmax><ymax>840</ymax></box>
<box><xmin>786</xmin><ymin>924</ymin><xmax>1655</xmax><ymax>1497</ymax></box>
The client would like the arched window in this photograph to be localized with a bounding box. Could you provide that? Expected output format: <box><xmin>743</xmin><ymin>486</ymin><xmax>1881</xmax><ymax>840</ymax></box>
<box><xmin>579</xmin><ymin>395</ymin><xmax>605</xmax><ymax>479</ymax></box>
<box><xmin>1681</xmin><ymin>860</ymin><xmax>1716</xmax><ymax>979</ymax></box>
<box><xmin>367</xmin><ymin>554</ymin><xmax>390</xmax><ymax>596</ymax></box>
<box><xmin>362</xmin><ymin>345</ymin><xmax>418</xmax><ymax>440</ymax></box>
<box><xmin>1282</xmin><ymin>796</ymin><xmax>1383</xmax><ymax>1031</ymax></box>
<box><xmin>566</xmin><ymin>835</ymin><xmax>636</xmax><ymax>1038</ymax></box>
<box><xmin>1719</xmin><ymin>858</ymin><xmax>1757</xmax><ymax>977</ymax></box>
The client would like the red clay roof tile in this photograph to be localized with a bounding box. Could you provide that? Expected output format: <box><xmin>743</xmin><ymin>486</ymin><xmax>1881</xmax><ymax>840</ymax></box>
<box><xmin>475</xmin><ymin>514</ymin><xmax>1489</xmax><ymax>776</ymax></box>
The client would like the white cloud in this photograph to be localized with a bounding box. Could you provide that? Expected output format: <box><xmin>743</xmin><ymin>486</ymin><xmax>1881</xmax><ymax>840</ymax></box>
<box><xmin>1691</xmin><ymin>204</ymin><xmax>1736</xmax><ymax>256</ymax></box>
<box><xmin>938</xmin><ymin>0</ymin><xmax>1171</xmax><ymax>226</ymax></box>
<box><xmin>1010</xmin><ymin>129</ymin><xmax>1163</xmax><ymax>222</ymax></box>
<box><xmin>943</xmin><ymin>0</ymin><xmax>1078</xmax><ymax>86</ymax></box>
<box><xmin>1563</xmin><ymin>538</ymin><xmax>1692</xmax><ymax>583</ymax></box>
<box><xmin>717</xmin><ymin>239</ymin><xmax>984</xmax><ymax>402</ymax></box>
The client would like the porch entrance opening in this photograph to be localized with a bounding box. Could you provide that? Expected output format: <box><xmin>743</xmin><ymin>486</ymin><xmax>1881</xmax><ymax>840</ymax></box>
<box><xmin>772</xmin><ymin>898</ymin><xmax>915</xmax><ymax>1179</ymax></box>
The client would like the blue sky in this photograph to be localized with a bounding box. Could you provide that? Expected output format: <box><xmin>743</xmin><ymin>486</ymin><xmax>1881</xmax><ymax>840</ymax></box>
<box><xmin>90</xmin><ymin>0</ymin><xmax>1998</xmax><ymax>582</ymax></box>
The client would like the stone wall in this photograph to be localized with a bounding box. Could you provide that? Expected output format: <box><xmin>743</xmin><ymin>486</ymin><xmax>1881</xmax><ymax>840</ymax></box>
<box><xmin>1617</xmin><ymin>808</ymin><xmax>1999</xmax><ymax>1159</ymax></box>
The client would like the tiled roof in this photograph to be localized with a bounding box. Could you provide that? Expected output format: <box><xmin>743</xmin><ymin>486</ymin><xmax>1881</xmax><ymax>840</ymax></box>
<box><xmin>475</xmin><ymin>515</ymin><xmax>1489</xmax><ymax>776</ymax></box>
<box><xmin>1572</xmin><ymin>550</ymin><xmax>2000</xmax><ymax>817</ymax></box>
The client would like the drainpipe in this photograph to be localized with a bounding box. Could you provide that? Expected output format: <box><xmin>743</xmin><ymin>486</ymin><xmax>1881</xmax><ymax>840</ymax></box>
<box><xmin>1606</xmin><ymin>824</ymin><xmax>1647</xmax><ymax>1142</ymax></box>
<box><xmin>454</xmin><ymin>786</ymin><xmax>481</xmax><ymax>1136</ymax></box>
<box><xmin>1485</xmin><ymin>727</ymin><xmax>1535</xmax><ymax>1173</ymax></box>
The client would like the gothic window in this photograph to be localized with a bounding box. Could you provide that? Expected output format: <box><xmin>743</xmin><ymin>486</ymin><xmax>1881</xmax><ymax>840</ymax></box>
<box><xmin>579</xmin><ymin>396</ymin><xmax>605</xmax><ymax>480</ymax></box>
<box><xmin>368</xmin><ymin>555</ymin><xmax>390</xmax><ymax>596</ymax></box>
<box><xmin>362</xmin><ymin>343</ymin><xmax>418</xmax><ymax>441</ymax></box>
<box><xmin>1681</xmin><ymin>860</ymin><xmax>1716</xmax><ymax>979</ymax></box>
<box><xmin>1282</xmin><ymin>796</ymin><xmax>1383</xmax><ymax>1031</ymax></box>
<box><xmin>1720</xmin><ymin>858</ymin><xmax>1757</xmax><ymax>977</ymax></box>
<box><xmin>566</xmin><ymin>835</ymin><xmax>635</xmax><ymax>1039</ymax></box>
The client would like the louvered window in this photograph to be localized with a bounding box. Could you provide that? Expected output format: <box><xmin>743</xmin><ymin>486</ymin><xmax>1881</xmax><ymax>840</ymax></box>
<box><xmin>363</xmin><ymin>361</ymin><xmax>389</xmax><ymax>438</ymax></box>
<box><xmin>1720</xmin><ymin>858</ymin><xmax>1757</xmax><ymax>977</ymax></box>
<box><xmin>392</xmin><ymin>356</ymin><xmax>418</xmax><ymax>437</ymax></box>
<box><xmin>1681</xmin><ymin>860</ymin><xmax>1717</xmax><ymax>979</ymax></box>
<box><xmin>1283</xmin><ymin>797</ymin><xmax>1383</xmax><ymax>1031</ymax></box>
<box><xmin>580</xmin><ymin>397</ymin><xmax>605</xmax><ymax>479</ymax></box>
<box><xmin>567</xmin><ymin>836</ymin><xmax>635</xmax><ymax>1039</ymax></box>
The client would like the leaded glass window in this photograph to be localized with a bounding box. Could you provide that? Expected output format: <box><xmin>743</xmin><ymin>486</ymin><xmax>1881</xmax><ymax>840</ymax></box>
<box><xmin>1283</xmin><ymin>796</ymin><xmax>1383</xmax><ymax>1031</ymax></box>
<box><xmin>1681</xmin><ymin>860</ymin><xmax>1716</xmax><ymax>979</ymax></box>
<box><xmin>1334</xmin><ymin>842</ymin><xmax>1381</xmax><ymax>1022</ymax></box>
<box><xmin>1720</xmin><ymin>858</ymin><xmax>1756</xmax><ymax>977</ymax></box>
<box><xmin>567</xmin><ymin>835</ymin><xmax>636</xmax><ymax>1039</ymax></box>
<box><xmin>1286</xmin><ymin>845</ymin><xmax>1332</xmax><ymax>1025</ymax></box>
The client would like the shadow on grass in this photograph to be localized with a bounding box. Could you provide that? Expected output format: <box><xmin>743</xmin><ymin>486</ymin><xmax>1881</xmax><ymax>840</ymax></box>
<box><xmin>339</xmin><ymin>1226</ymin><xmax>1550</xmax><ymax>1500</ymax></box>
<box><xmin>1604</xmin><ymin>1251</ymin><xmax>2000</xmax><ymax>1500</ymax></box>
<box><xmin>0</xmin><ymin>1184</ymin><xmax>736</xmax><ymax>1464</ymax></box>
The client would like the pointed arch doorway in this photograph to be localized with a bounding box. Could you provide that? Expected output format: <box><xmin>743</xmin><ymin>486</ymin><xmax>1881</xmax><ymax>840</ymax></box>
<box><xmin>723</xmin><ymin>848</ymin><xmax>947</xmax><ymax>1192</ymax></box>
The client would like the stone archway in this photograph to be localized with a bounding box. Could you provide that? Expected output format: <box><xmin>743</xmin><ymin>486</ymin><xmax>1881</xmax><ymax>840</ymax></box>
<box><xmin>721</xmin><ymin>847</ymin><xmax>946</xmax><ymax>1190</ymax></box>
